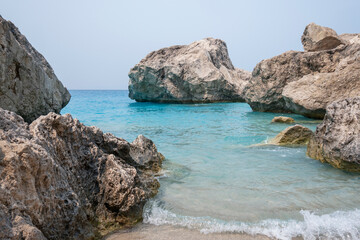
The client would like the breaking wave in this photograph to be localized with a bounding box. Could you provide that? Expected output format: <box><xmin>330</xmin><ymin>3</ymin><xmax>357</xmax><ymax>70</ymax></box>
<box><xmin>143</xmin><ymin>200</ymin><xmax>360</xmax><ymax>240</ymax></box>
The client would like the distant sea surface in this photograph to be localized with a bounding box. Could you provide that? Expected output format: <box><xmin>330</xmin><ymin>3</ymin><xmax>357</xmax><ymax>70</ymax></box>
<box><xmin>62</xmin><ymin>90</ymin><xmax>360</xmax><ymax>240</ymax></box>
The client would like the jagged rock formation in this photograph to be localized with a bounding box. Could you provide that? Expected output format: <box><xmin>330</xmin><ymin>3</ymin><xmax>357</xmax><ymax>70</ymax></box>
<box><xmin>269</xmin><ymin>125</ymin><xmax>313</xmax><ymax>145</ymax></box>
<box><xmin>271</xmin><ymin>116</ymin><xmax>295</xmax><ymax>123</ymax></box>
<box><xmin>0</xmin><ymin>108</ymin><xmax>164</xmax><ymax>239</ymax></box>
<box><xmin>307</xmin><ymin>97</ymin><xmax>360</xmax><ymax>171</ymax></box>
<box><xmin>128</xmin><ymin>38</ymin><xmax>251</xmax><ymax>103</ymax></box>
<box><xmin>244</xmin><ymin>23</ymin><xmax>360</xmax><ymax>119</ymax></box>
<box><xmin>0</xmin><ymin>15</ymin><xmax>70</xmax><ymax>123</ymax></box>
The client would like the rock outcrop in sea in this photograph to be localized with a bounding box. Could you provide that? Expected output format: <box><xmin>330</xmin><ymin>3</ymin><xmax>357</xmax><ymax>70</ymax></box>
<box><xmin>128</xmin><ymin>38</ymin><xmax>251</xmax><ymax>103</ymax></box>
<box><xmin>269</xmin><ymin>125</ymin><xmax>313</xmax><ymax>145</ymax></box>
<box><xmin>307</xmin><ymin>97</ymin><xmax>360</xmax><ymax>172</ymax></box>
<box><xmin>0</xmin><ymin>108</ymin><xmax>164</xmax><ymax>239</ymax></box>
<box><xmin>0</xmin><ymin>15</ymin><xmax>70</xmax><ymax>123</ymax></box>
<box><xmin>271</xmin><ymin>116</ymin><xmax>295</xmax><ymax>123</ymax></box>
<box><xmin>244</xmin><ymin>23</ymin><xmax>360</xmax><ymax>119</ymax></box>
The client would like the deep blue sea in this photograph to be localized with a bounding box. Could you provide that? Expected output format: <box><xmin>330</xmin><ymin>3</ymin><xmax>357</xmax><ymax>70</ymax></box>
<box><xmin>62</xmin><ymin>90</ymin><xmax>360</xmax><ymax>240</ymax></box>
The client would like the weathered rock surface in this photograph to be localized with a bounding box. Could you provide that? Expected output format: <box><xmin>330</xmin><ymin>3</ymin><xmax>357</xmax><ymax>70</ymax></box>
<box><xmin>307</xmin><ymin>97</ymin><xmax>360</xmax><ymax>171</ymax></box>
<box><xmin>128</xmin><ymin>38</ymin><xmax>251</xmax><ymax>103</ymax></box>
<box><xmin>271</xmin><ymin>116</ymin><xmax>295</xmax><ymax>123</ymax></box>
<box><xmin>269</xmin><ymin>125</ymin><xmax>313</xmax><ymax>145</ymax></box>
<box><xmin>0</xmin><ymin>15</ymin><xmax>70</xmax><ymax>123</ymax></box>
<box><xmin>301</xmin><ymin>22</ymin><xmax>343</xmax><ymax>52</ymax></box>
<box><xmin>244</xmin><ymin>23</ymin><xmax>360</xmax><ymax>119</ymax></box>
<box><xmin>0</xmin><ymin>108</ymin><xmax>164</xmax><ymax>239</ymax></box>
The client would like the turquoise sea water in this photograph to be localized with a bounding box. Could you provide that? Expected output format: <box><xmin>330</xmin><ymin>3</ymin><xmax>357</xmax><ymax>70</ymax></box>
<box><xmin>62</xmin><ymin>90</ymin><xmax>360</xmax><ymax>240</ymax></box>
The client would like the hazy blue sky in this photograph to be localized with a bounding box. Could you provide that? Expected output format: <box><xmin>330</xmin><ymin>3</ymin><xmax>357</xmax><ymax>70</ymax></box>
<box><xmin>2</xmin><ymin>0</ymin><xmax>360</xmax><ymax>90</ymax></box>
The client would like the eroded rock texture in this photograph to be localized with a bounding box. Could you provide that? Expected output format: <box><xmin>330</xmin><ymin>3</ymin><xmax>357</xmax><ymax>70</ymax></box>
<box><xmin>0</xmin><ymin>15</ymin><xmax>70</xmax><ymax>123</ymax></box>
<box><xmin>0</xmin><ymin>108</ymin><xmax>164</xmax><ymax>239</ymax></box>
<box><xmin>244</xmin><ymin>23</ymin><xmax>360</xmax><ymax>119</ymax></box>
<box><xmin>128</xmin><ymin>38</ymin><xmax>250</xmax><ymax>103</ymax></box>
<box><xmin>307</xmin><ymin>97</ymin><xmax>360</xmax><ymax>171</ymax></box>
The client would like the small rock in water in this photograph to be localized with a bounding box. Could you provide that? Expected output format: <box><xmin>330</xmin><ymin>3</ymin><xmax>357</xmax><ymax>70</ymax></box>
<box><xmin>269</xmin><ymin>124</ymin><xmax>313</xmax><ymax>145</ymax></box>
<box><xmin>271</xmin><ymin>116</ymin><xmax>295</xmax><ymax>123</ymax></box>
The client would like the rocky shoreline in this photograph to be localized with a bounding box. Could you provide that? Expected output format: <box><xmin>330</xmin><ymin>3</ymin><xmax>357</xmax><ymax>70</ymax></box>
<box><xmin>0</xmin><ymin>108</ymin><xmax>164</xmax><ymax>239</ymax></box>
<box><xmin>0</xmin><ymin>13</ymin><xmax>360</xmax><ymax>240</ymax></box>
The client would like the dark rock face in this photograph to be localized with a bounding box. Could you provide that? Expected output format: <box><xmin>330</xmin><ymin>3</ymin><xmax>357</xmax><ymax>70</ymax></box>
<box><xmin>128</xmin><ymin>38</ymin><xmax>250</xmax><ymax>103</ymax></box>
<box><xmin>0</xmin><ymin>15</ymin><xmax>70</xmax><ymax>123</ymax></box>
<box><xmin>269</xmin><ymin>124</ymin><xmax>313</xmax><ymax>145</ymax></box>
<box><xmin>0</xmin><ymin>108</ymin><xmax>164</xmax><ymax>239</ymax></box>
<box><xmin>244</xmin><ymin>23</ymin><xmax>360</xmax><ymax>119</ymax></box>
<box><xmin>307</xmin><ymin>97</ymin><xmax>360</xmax><ymax>172</ymax></box>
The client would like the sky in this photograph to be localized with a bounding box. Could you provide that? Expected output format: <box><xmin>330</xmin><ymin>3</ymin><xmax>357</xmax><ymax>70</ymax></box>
<box><xmin>2</xmin><ymin>0</ymin><xmax>360</xmax><ymax>90</ymax></box>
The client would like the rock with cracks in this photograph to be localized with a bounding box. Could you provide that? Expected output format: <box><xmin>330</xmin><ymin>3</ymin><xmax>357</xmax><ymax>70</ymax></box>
<box><xmin>128</xmin><ymin>38</ymin><xmax>250</xmax><ymax>103</ymax></box>
<box><xmin>244</xmin><ymin>23</ymin><xmax>360</xmax><ymax>119</ymax></box>
<box><xmin>0</xmin><ymin>15</ymin><xmax>70</xmax><ymax>123</ymax></box>
<box><xmin>307</xmin><ymin>97</ymin><xmax>360</xmax><ymax>172</ymax></box>
<box><xmin>0</xmin><ymin>108</ymin><xmax>164</xmax><ymax>239</ymax></box>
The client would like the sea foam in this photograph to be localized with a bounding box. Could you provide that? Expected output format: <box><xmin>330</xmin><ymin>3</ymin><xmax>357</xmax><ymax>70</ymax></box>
<box><xmin>144</xmin><ymin>200</ymin><xmax>360</xmax><ymax>240</ymax></box>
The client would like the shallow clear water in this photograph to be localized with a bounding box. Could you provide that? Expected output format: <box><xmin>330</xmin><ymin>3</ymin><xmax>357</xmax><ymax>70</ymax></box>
<box><xmin>62</xmin><ymin>90</ymin><xmax>360</xmax><ymax>240</ymax></box>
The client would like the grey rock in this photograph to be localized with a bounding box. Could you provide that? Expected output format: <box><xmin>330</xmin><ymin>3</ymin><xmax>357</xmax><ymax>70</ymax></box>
<box><xmin>128</xmin><ymin>38</ymin><xmax>250</xmax><ymax>103</ymax></box>
<box><xmin>307</xmin><ymin>97</ymin><xmax>360</xmax><ymax>171</ymax></box>
<box><xmin>0</xmin><ymin>108</ymin><xmax>164</xmax><ymax>239</ymax></box>
<box><xmin>0</xmin><ymin>15</ymin><xmax>70</xmax><ymax>123</ymax></box>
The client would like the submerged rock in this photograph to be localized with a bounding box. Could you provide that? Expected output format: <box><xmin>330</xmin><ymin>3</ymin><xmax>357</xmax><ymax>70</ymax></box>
<box><xmin>0</xmin><ymin>108</ymin><xmax>164</xmax><ymax>239</ymax></box>
<box><xmin>128</xmin><ymin>38</ymin><xmax>250</xmax><ymax>103</ymax></box>
<box><xmin>271</xmin><ymin>116</ymin><xmax>295</xmax><ymax>123</ymax></box>
<box><xmin>307</xmin><ymin>97</ymin><xmax>360</xmax><ymax>172</ymax></box>
<box><xmin>269</xmin><ymin>125</ymin><xmax>313</xmax><ymax>145</ymax></box>
<box><xmin>0</xmin><ymin>15</ymin><xmax>70</xmax><ymax>123</ymax></box>
<box><xmin>244</xmin><ymin>23</ymin><xmax>360</xmax><ymax>119</ymax></box>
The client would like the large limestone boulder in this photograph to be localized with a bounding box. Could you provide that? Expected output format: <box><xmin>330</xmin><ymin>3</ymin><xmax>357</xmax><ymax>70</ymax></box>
<box><xmin>0</xmin><ymin>108</ymin><xmax>164</xmax><ymax>239</ymax></box>
<box><xmin>244</xmin><ymin>23</ymin><xmax>360</xmax><ymax>119</ymax></box>
<box><xmin>307</xmin><ymin>97</ymin><xmax>360</xmax><ymax>172</ymax></box>
<box><xmin>128</xmin><ymin>38</ymin><xmax>250</xmax><ymax>103</ymax></box>
<box><xmin>269</xmin><ymin>124</ymin><xmax>313</xmax><ymax>145</ymax></box>
<box><xmin>282</xmin><ymin>60</ymin><xmax>360</xmax><ymax>118</ymax></box>
<box><xmin>301</xmin><ymin>22</ymin><xmax>343</xmax><ymax>51</ymax></box>
<box><xmin>0</xmin><ymin>15</ymin><xmax>70</xmax><ymax>123</ymax></box>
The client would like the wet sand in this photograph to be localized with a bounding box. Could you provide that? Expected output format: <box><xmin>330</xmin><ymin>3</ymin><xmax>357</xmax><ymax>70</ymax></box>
<box><xmin>104</xmin><ymin>224</ymin><xmax>272</xmax><ymax>240</ymax></box>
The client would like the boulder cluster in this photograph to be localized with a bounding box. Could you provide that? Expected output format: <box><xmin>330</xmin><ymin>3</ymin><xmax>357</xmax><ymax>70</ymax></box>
<box><xmin>0</xmin><ymin>15</ymin><xmax>164</xmax><ymax>240</ymax></box>
<box><xmin>1</xmin><ymin>12</ymin><xmax>360</xmax><ymax>240</ymax></box>
<box><xmin>129</xmin><ymin>23</ymin><xmax>360</xmax><ymax>172</ymax></box>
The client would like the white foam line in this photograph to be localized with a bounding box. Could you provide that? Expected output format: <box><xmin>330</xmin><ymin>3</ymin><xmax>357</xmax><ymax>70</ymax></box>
<box><xmin>143</xmin><ymin>200</ymin><xmax>360</xmax><ymax>240</ymax></box>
